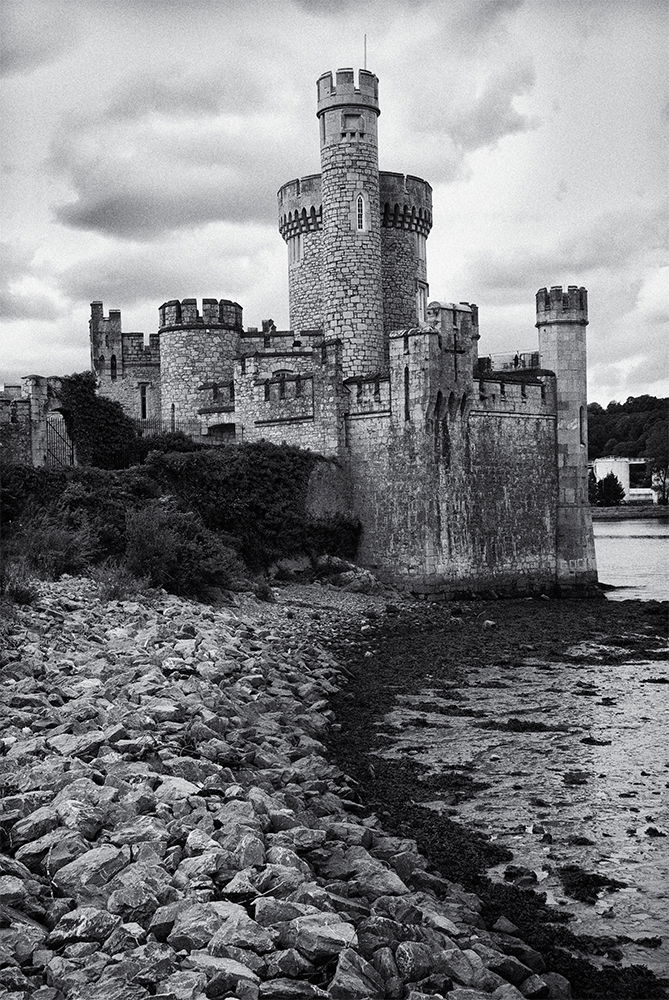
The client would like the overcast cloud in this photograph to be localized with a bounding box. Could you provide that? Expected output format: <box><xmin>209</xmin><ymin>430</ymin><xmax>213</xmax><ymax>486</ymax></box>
<box><xmin>1</xmin><ymin>0</ymin><xmax>667</xmax><ymax>404</ymax></box>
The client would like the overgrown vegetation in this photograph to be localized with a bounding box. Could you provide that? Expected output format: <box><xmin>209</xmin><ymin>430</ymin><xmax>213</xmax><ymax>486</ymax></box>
<box><xmin>0</xmin><ymin>440</ymin><xmax>360</xmax><ymax>602</ymax></box>
<box><xmin>59</xmin><ymin>372</ymin><xmax>140</xmax><ymax>468</ymax></box>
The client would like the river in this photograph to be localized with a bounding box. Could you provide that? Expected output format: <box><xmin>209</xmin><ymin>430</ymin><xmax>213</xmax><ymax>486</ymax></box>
<box><xmin>594</xmin><ymin>517</ymin><xmax>669</xmax><ymax>601</ymax></box>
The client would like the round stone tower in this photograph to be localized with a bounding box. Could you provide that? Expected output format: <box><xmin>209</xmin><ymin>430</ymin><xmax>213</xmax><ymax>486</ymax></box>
<box><xmin>536</xmin><ymin>285</ymin><xmax>598</xmax><ymax>591</ymax></box>
<box><xmin>317</xmin><ymin>68</ymin><xmax>385</xmax><ymax>377</ymax></box>
<box><xmin>159</xmin><ymin>298</ymin><xmax>242</xmax><ymax>428</ymax></box>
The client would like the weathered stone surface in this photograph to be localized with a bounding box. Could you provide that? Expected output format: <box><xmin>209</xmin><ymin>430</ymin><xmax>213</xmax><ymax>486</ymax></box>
<box><xmin>53</xmin><ymin>846</ymin><xmax>129</xmax><ymax>898</ymax></box>
<box><xmin>280</xmin><ymin>912</ymin><xmax>357</xmax><ymax>960</ymax></box>
<box><xmin>328</xmin><ymin>947</ymin><xmax>384</xmax><ymax>998</ymax></box>
<box><xmin>48</xmin><ymin>907</ymin><xmax>120</xmax><ymax>946</ymax></box>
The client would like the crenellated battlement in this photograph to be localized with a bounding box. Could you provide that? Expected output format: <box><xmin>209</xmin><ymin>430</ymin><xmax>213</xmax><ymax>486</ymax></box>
<box><xmin>536</xmin><ymin>285</ymin><xmax>588</xmax><ymax>325</ymax></box>
<box><xmin>158</xmin><ymin>298</ymin><xmax>243</xmax><ymax>331</ymax></box>
<box><xmin>277</xmin><ymin>171</ymin><xmax>433</xmax><ymax>239</ymax></box>
<box><xmin>316</xmin><ymin>68</ymin><xmax>379</xmax><ymax>116</ymax></box>
<box><xmin>380</xmin><ymin>174</ymin><xmax>433</xmax><ymax>235</ymax></box>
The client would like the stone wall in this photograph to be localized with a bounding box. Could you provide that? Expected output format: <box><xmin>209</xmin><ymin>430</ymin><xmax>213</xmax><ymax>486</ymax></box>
<box><xmin>0</xmin><ymin>394</ymin><xmax>32</xmax><ymax>464</ymax></box>
<box><xmin>288</xmin><ymin>231</ymin><xmax>323</xmax><ymax>333</ymax></box>
<box><xmin>160</xmin><ymin>329</ymin><xmax>240</xmax><ymax>425</ymax></box>
<box><xmin>233</xmin><ymin>343</ymin><xmax>346</xmax><ymax>456</ymax></box>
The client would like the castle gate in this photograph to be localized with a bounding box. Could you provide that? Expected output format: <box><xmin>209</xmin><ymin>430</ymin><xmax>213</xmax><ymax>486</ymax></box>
<box><xmin>45</xmin><ymin>413</ymin><xmax>75</xmax><ymax>467</ymax></box>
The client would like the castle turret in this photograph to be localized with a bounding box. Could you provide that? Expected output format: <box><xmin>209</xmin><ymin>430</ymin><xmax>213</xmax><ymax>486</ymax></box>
<box><xmin>158</xmin><ymin>297</ymin><xmax>242</xmax><ymax>430</ymax></box>
<box><xmin>536</xmin><ymin>286</ymin><xmax>597</xmax><ymax>591</ymax></box>
<box><xmin>317</xmin><ymin>68</ymin><xmax>385</xmax><ymax>377</ymax></box>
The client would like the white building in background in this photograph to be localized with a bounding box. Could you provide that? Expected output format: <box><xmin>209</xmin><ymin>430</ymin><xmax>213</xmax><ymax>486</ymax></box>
<box><xmin>592</xmin><ymin>456</ymin><xmax>657</xmax><ymax>504</ymax></box>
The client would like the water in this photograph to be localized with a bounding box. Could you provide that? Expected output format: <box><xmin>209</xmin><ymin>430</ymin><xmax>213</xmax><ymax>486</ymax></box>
<box><xmin>376</xmin><ymin>638</ymin><xmax>669</xmax><ymax>974</ymax></box>
<box><xmin>594</xmin><ymin>517</ymin><xmax>669</xmax><ymax>601</ymax></box>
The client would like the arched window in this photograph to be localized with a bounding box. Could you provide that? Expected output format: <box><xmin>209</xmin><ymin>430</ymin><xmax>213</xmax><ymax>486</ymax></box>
<box><xmin>110</xmin><ymin>355</ymin><xmax>117</xmax><ymax>381</ymax></box>
<box><xmin>357</xmin><ymin>195</ymin><xmax>364</xmax><ymax>231</ymax></box>
<box><xmin>140</xmin><ymin>384</ymin><xmax>147</xmax><ymax>420</ymax></box>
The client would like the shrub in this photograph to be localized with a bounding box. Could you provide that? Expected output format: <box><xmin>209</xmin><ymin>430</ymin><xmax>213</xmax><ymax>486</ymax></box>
<box><xmin>0</xmin><ymin>555</ymin><xmax>39</xmax><ymax>605</ymax></box>
<box><xmin>89</xmin><ymin>560</ymin><xmax>150</xmax><ymax>601</ymax></box>
<box><xmin>125</xmin><ymin>502</ymin><xmax>244</xmax><ymax>599</ymax></box>
<box><xmin>9</xmin><ymin>514</ymin><xmax>96</xmax><ymax>579</ymax></box>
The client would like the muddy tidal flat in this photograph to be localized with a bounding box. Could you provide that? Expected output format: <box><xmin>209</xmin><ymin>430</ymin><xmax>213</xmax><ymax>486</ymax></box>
<box><xmin>326</xmin><ymin>594</ymin><xmax>669</xmax><ymax>998</ymax></box>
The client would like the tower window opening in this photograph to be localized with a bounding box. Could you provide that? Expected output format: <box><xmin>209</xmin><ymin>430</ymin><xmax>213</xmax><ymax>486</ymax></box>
<box><xmin>170</xmin><ymin>403</ymin><xmax>175</xmax><ymax>432</ymax></box>
<box><xmin>110</xmin><ymin>355</ymin><xmax>117</xmax><ymax>381</ymax></box>
<box><xmin>140</xmin><ymin>384</ymin><xmax>147</xmax><ymax>420</ymax></box>
<box><xmin>98</xmin><ymin>354</ymin><xmax>105</xmax><ymax>373</ymax></box>
<box><xmin>404</xmin><ymin>366</ymin><xmax>410</xmax><ymax>422</ymax></box>
<box><xmin>357</xmin><ymin>195</ymin><xmax>364</xmax><ymax>231</ymax></box>
<box><xmin>264</xmin><ymin>380</ymin><xmax>270</xmax><ymax>401</ymax></box>
<box><xmin>296</xmin><ymin>375</ymin><xmax>302</xmax><ymax>397</ymax></box>
<box><xmin>212</xmin><ymin>385</ymin><xmax>219</xmax><ymax>402</ymax></box>
<box><xmin>279</xmin><ymin>375</ymin><xmax>286</xmax><ymax>400</ymax></box>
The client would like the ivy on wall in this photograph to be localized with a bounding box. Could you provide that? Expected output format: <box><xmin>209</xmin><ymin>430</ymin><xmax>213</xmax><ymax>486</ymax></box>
<box><xmin>59</xmin><ymin>372</ymin><xmax>139</xmax><ymax>469</ymax></box>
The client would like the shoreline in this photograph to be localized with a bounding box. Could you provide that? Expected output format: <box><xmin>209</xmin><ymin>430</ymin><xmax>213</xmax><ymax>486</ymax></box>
<box><xmin>0</xmin><ymin>580</ymin><xmax>667</xmax><ymax>1000</ymax></box>
<box><xmin>591</xmin><ymin>506</ymin><xmax>668</xmax><ymax>521</ymax></box>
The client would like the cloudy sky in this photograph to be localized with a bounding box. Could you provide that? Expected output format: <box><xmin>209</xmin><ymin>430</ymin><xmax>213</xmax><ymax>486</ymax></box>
<box><xmin>1</xmin><ymin>0</ymin><xmax>667</xmax><ymax>404</ymax></box>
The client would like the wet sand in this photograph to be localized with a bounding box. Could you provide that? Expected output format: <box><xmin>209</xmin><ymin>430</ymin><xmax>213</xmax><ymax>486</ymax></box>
<box><xmin>324</xmin><ymin>595</ymin><xmax>669</xmax><ymax>999</ymax></box>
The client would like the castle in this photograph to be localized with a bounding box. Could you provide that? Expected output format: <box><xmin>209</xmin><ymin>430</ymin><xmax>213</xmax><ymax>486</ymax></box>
<box><xmin>4</xmin><ymin>68</ymin><xmax>598</xmax><ymax>595</ymax></box>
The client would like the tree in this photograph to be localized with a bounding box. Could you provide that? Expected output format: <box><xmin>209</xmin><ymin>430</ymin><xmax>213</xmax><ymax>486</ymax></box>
<box><xmin>596</xmin><ymin>471</ymin><xmax>626</xmax><ymax>507</ymax></box>
<box><xmin>646</xmin><ymin>420</ymin><xmax>669</xmax><ymax>505</ymax></box>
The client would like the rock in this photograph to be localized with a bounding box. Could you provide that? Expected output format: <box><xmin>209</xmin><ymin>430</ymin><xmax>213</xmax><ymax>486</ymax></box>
<box><xmin>259</xmin><ymin>980</ymin><xmax>329</xmax><ymax>998</ymax></box>
<box><xmin>263</xmin><ymin>947</ymin><xmax>315</xmax><ymax>979</ymax></box>
<box><xmin>394</xmin><ymin>940</ymin><xmax>435</xmax><ymax>981</ymax></box>
<box><xmin>52</xmin><ymin>846</ymin><xmax>129</xmax><ymax>899</ymax></box>
<box><xmin>520</xmin><ymin>974</ymin><xmax>551</xmax><ymax>998</ymax></box>
<box><xmin>0</xmin><ymin>874</ymin><xmax>28</xmax><ymax>907</ymax></box>
<box><xmin>167</xmin><ymin>903</ymin><xmax>233</xmax><ymax>952</ymax></box>
<box><xmin>155</xmin><ymin>969</ymin><xmax>208</xmax><ymax>1000</ymax></box>
<box><xmin>280</xmin><ymin>913</ymin><xmax>357</xmax><ymax>960</ymax></box>
<box><xmin>207</xmin><ymin>905</ymin><xmax>275</xmax><ymax>954</ymax></box>
<box><xmin>487</xmin><ymin>955</ymin><xmax>534</xmax><ymax>986</ymax></box>
<box><xmin>10</xmin><ymin>806</ymin><xmax>59</xmax><ymax>846</ymax></box>
<box><xmin>48</xmin><ymin>907</ymin><xmax>120</xmax><ymax>946</ymax></box>
<box><xmin>328</xmin><ymin>947</ymin><xmax>384</xmax><ymax>998</ymax></box>
<box><xmin>541</xmin><ymin>972</ymin><xmax>572</xmax><ymax>998</ymax></box>
<box><xmin>185</xmin><ymin>952</ymin><xmax>259</xmax><ymax>996</ymax></box>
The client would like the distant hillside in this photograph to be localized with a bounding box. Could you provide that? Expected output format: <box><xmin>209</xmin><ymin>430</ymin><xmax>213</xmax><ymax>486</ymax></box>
<box><xmin>588</xmin><ymin>395</ymin><xmax>668</xmax><ymax>460</ymax></box>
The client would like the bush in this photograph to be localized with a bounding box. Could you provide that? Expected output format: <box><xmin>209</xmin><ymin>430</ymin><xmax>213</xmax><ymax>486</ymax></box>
<box><xmin>0</xmin><ymin>556</ymin><xmax>39</xmax><ymax>605</ymax></box>
<box><xmin>142</xmin><ymin>443</ymin><xmax>360</xmax><ymax>568</ymax></box>
<box><xmin>125</xmin><ymin>502</ymin><xmax>244</xmax><ymax>599</ymax></box>
<box><xmin>9</xmin><ymin>515</ymin><xmax>97</xmax><ymax>579</ymax></box>
<box><xmin>89</xmin><ymin>560</ymin><xmax>150</xmax><ymax>601</ymax></box>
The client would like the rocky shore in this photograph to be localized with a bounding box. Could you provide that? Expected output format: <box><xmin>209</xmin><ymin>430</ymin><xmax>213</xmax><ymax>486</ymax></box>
<box><xmin>0</xmin><ymin>579</ymin><xmax>666</xmax><ymax>1000</ymax></box>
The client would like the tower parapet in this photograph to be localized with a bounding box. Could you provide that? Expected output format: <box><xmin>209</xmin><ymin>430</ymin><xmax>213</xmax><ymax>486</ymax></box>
<box><xmin>159</xmin><ymin>298</ymin><xmax>242</xmax><ymax>331</ymax></box>
<box><xmin>536</xmin><ymin>285</ymin><xmax>597</xmax><ymax>591</ymax></box>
